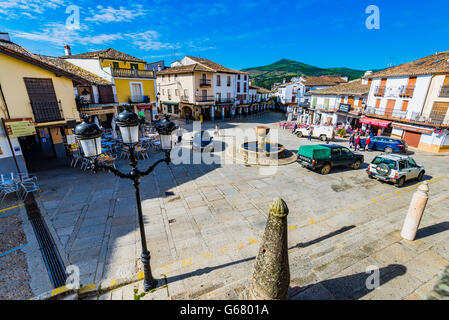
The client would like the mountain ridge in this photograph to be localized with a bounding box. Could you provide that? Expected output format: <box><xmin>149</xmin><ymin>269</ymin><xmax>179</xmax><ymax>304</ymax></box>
<box><xmin>242</xmin><ymin>59</ymin><xmax>371</xmax><ymax>89</ymax></box>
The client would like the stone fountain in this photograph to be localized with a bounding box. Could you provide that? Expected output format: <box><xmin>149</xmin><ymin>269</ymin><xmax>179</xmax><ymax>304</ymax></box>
<box><xmin>237</xmin><ymin>125</ymin><xmax>296</xmax><ymax>166</ymax></box>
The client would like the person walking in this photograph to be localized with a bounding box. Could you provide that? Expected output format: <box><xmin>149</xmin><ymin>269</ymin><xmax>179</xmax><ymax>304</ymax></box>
<box><xmin>349</xmin><ymin>133</ymin><xmax>355</xmax><ymax>149</ymax></box>
<box><xmin>308</xmin><ymin>127</ymin><xmax>313</xmax><ymax>141</ymax></box>
<box><xmin>354</xmin><ymin>135</ymin><xmax>361</xmax><ymax>151</ymax></box>
<box><xmin>365</xmin><ymin>135</ymin><xmax>371</xmax><ymax>151</ymax></box>
<box><xmin>215</xmin><ymin>124</ymin><xmax>221</xmax><ymax>137</ymax></box>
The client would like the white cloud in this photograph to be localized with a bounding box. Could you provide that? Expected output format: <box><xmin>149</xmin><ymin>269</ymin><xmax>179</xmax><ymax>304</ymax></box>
<box><xmin>85</xmin><ymin>5</ymin><xmax>147</xmax><ymax>23</ymax></box>
<box><xmin>126</xmin><ymin>30</ymin><xmax>180</xmax><ymax>51</ymax></box>
<box><xmin>0</xmin><ymin>0</ymin><xmax>65</xmax><ymax>17</ymax></box>
<box><xmin>13</xmin><ymin>22</ymin><xmax>122</xmax><ymax>48</ymax></box>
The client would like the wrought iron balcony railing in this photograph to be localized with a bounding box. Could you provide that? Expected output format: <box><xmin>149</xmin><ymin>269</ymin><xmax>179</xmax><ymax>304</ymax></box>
<box><xmin>199</xmin><ymin>79</ymin><xmax>211</xmax><ymax>87</ymax></box>
<box><xmin>399</xmin><ymin>85</ymin><xmax>415</xmax><ymax>97</ymax></box>
<box><xmin>216</xmin><ymin>98</ymin><xmax>235</xmax><ymax>104</ymax></box>
<box><xmin>374</xmin><ymin>86</ymin><xmax>386</xmax><ymax>96</ymax></box>
<box><xmin>128</xmin><ymin>95</ymin><xmax>150</xmax><ymax>103</ymax></box>
<box><xmin>111</xmin><ymin>68</ymin><xmax>155</xmax><ymax>79</ymax></box>
<box><xmin>196</xmin><ymin>95</ymin><xmax>215</xmax><ymax>102</ymax></box>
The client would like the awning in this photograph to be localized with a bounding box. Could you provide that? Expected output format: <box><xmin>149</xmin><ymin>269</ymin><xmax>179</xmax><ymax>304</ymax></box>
<box><xmin>359</xmin><ymin>117</ymin><xmax>392</xmax><ymax>128</ymax></box>
<box><xmin>162</xmin><ymin>102</ymin><xmax>178</xmax><ymax>106</ymax></box>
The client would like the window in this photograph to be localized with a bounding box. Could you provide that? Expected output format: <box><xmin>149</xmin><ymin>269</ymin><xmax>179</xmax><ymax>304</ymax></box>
<box><xmin>216</xmin><ymin>75</ymin><xmax>221</xmax><ymax>86</ymax></box>
<box><xmin>407</xmin><ymin>159</ymin><xmax>417</xmax><ymax>167</ymax></box>
<box><xmin>238</xmin><ymin>74</ymin><xmax>241</xmax><ymax>80</ymax></box>
<box><xmin>23</xmin><ymin>78</ymin><xmax>62</xmax><ymax>123</ymax></box>
<box><xmin>175</xmin><ymin>89</ymin><xmax>179</xmax><ymax>96</ymax></box>
<box><xmin>244</xmin><ymin>83</ymin><xmax>247</xmax><ymax>93</ymax></box>
<box><xmin>372</xmin><ymin>157</ymin><xmax>396</xmax><ymax>169</ymax></box>
<box><xmin>113</xmin><ymin>62</ymin><xmax>119</xmax><ymax>69</ymax></box>
<box><xmin>341</xmin><ymin>148</ymin><xmax>351</xmax><ymax>155</ymax></box>
<box><xmin>398</xmin><ymin>160</ymin><xmax>407</xmax><ymax>170</ymax></box>
<box><xmin>429</xmin><ymin>102</ymin><xmax>449</xmax><ymax>122</ymax></box>
<box><xmin>184</xmin><ymin>89</ymin><xmax>188</xmax><ymax>97</ymax></box>
<box><xmin>130</xmin><ymin>63</ymin><xmax>139</xmax><ymax>70</ymax></box>
<box><xmin>237</xmin><ymin>83</ymin><xmax>241</xmax><ymax>93</ymax></box>
<box><xmin>216</xmin><ymin>92</ymin><xmax>221</xmax><ymax>102</ymax></box>
<box><xmin>244</xmin><ymin>75</ymin><xmax>247</xmax><ymax>81</ymax></box>
<box><xmin>331</xmin><ymin>149</ymin><xmax>341</xmax><ymax>156</ymax></box>
<box><xmin>227</xmin><ymin>76</ymin><xmax>231</xmax><ymax>87</ymax></box>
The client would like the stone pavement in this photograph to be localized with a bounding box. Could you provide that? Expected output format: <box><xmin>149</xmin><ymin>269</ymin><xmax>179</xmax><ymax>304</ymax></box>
<box><xmin>31</xmin><ymin>112</ymin><xmax>449</xmax><ymax>300</ymax></box>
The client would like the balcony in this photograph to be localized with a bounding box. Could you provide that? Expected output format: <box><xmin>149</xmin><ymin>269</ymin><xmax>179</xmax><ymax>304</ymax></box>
<box><xmin>374</xmin><ymin>86</ymin><xmax>386</xmax><ymax>96</ymax></box>
<box><xmin>181</xmin><ymin>95</ymin><xmax>189</xmax><ymax>102</ymax></box>
<box><xmin>199</xmin><ymin>79</ymin><xmax>211</xmax><ymax>87</ymax></box>
<box><xmin>196</xmin><ymin>95</ymin><xmax>215</xmax><ymax>103</ymax></box>
<box><xmin>399</xmin><ymin>85</ymin><xmax>415</xmax><ymax>97</ymax></box>
<box><xmin>439</xmin><ymin>85</ymin><xmax>449</xmax><ymax>98</ymax></box>
<box><xmin>128</xmin><ymin>95</ymin><xmax>150</xmax><ymax>104</ymax></box>
<box><xmin>216</xmin><ymin>98</ymin><xmax>235</xmax><ymax>104</ymax></box>
<box><xmin>111</xmin><ymin>68</ymin><xmax>155</xmax><ymax>79</ymax></box>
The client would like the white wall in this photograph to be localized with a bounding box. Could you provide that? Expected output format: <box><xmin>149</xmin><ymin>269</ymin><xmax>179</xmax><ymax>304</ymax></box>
<box><xmin>65</xmin><ymin>58</ymin><xmax>113</xmax><ymax>82</ymax></box>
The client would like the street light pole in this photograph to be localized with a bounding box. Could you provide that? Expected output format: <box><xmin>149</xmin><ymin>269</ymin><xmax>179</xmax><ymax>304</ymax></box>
<box><xmin>75</xmin><ymin>109</ymin><xmax>177</xmax><ymax>292</ymax></box>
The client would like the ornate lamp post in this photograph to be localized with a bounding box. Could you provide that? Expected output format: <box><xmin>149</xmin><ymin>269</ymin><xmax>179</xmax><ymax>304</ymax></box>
<box><xmin>74</xmin><ymin>107</ymin><xmax>178</xmax><ymax>291</ymax></box>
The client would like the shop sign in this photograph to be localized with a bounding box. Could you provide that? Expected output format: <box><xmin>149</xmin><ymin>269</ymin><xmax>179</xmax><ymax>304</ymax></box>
<box><xmin>391</xmin><ymin>123</ymin><xmax>433</xmax><ymax>135</ymax></box>
<box><xmin>338</xmin><ymin>104</ymin><xmax>351</xmax><ymax>113</ymax></box>
<box><xmin>4</xmin><ymin>118</ymin><xmax>36</xmax><ymax>138</ymax></box>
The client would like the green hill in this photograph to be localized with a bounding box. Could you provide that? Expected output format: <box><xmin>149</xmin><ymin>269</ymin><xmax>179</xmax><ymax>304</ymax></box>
<box><xmin>242</xmin><ymin>59</ymin><xmax>369</xmax><ymax>89</ymax></box>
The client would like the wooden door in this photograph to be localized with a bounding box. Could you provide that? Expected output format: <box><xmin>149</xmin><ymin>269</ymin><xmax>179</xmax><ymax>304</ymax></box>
<box><xmin>385</xmin><ymin>99</ymin><xmax>396</xmax><ymax>117</ymax></box>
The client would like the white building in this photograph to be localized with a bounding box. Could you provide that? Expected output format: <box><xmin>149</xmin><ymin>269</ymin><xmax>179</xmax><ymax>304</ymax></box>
<box><xmin>363</xmin><ymin>51</ymin><xmax>449</xmax><ymax>152</ymax></box>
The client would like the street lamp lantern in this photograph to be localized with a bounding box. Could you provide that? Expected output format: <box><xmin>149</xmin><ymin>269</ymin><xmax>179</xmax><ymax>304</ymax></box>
<box><xmin>74</xmin><ymin>115</ymin><xmax>104</xmax><ymax>157</ymax></box>
<box><xmin>155</xmin><ymin>114</ymin><xmax>177</xmax><ymax>150</ymax></box>
<box><xmin>116</xmin><ymin>106</ymin><xmax>140</xmax><ymax>144</ymax></box>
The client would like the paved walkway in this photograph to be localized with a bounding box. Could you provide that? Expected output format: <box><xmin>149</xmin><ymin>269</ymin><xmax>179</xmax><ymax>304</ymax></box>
<box><xmin>31</xmin><ymin>112</ymin><xmax>449</xmax><ymax>299</ymax></box>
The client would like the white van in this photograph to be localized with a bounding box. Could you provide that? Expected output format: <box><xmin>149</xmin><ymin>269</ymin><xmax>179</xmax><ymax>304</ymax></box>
<box><xmin>294</xmin><ymin>125</ymin><xmax>335</xmax><ymax>142</ymax></box>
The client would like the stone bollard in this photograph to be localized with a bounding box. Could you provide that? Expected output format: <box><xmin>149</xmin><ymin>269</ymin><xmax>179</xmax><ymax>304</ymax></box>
<box><xmin>248</xmin><ymin>198</ymin><xmax>290</xmax><ymax>300</ymax></box>
<box><xmin>400</xmin><ymin>181</ymin><xmax>429</xmax><ymax>241</ymax></box>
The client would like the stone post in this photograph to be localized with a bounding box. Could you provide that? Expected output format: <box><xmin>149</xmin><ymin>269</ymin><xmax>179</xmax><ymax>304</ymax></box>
<box><xmin>248</xmin><ymin>198</ymin><xmax>290</xmax><ymax>300</ymax></box>
<box><xmin>400</xmin><ymin>181</ymin><xmax>429</xmax><ymax>241</ymax></box>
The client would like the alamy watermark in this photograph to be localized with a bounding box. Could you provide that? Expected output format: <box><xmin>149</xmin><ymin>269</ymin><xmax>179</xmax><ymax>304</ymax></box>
<box><xmin>365</xmin><ymin>5</ymin><xmax>380</xmax><ymax>30</ymax></box>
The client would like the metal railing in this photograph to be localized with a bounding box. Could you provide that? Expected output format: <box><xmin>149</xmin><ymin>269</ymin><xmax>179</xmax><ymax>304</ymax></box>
<box><xmin>128</xmin><ymin>95</ymin><xmax>150</xmax><ymax>103</ymax></box>
<box><xmin>199</xmin><ymin>79</ymin><xmax>211</xmax><ymax>86</ymax></box>
<box><xmin>196</xmin><ymin>95</ymin><xmax>215</xmax><ymax>102</ymax></box>
<box><xmin>181</xmin><ymin>95</ymin><xmax>189</xmax><ymax>102</ymax></box>
<box><xmin>111</xmin><ymin>68</ymin><xmax>155</xmax><ymax>79</ymax></box>
<box><xmin>399</xmin><ymin>85</ymin><xmax>415</xmax><ymax>97</ymax></box>
<box><xmin>374</xmin><ymin>86</ymin><xmax>386</xmax><ymax>96</ymax></box>
<box><xmin>439</xmin><ymin>85</ymin><xmax>449</xmax><ymax>98</ymax></box>
<box><xmin>31</xmin><ymin>101</ymin><xmax>64</xmax><ymax>123</ymax></box>
<box><xmin>216</xmin><ymin>97</ymin><xmax>235</xmax><ymax>104</ymax></box>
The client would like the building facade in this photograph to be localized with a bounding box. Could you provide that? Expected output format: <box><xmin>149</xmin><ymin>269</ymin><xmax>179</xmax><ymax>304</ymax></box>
<box><xmin>0</xmin><ymin>36</ymin><xmax>102</xmax><ymax>172</ymax></box>
<box><xmin>308</xmin><ymin>79</ymin><xmax>369</xmax><ymax>127</ymax></box>
<box><xmin>61</xmin><ymin>47</ymin><xmax>157</xmax><ymax>121</ymax></box>
<box><xmin>156</xmin><ymin>56</ymin><xmax>255</xmax><ymax>121</ymax></box>
<box><xmin>363</xmin><ymin>51</ymin><xmax>449</xmax><ymax>152</ymax></box>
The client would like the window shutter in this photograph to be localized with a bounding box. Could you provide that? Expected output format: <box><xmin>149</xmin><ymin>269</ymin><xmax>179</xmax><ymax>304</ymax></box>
<box><xmin>443</xmin><ymin>75</ymin><xmax>449</xmax><ymax>86</ymax></box>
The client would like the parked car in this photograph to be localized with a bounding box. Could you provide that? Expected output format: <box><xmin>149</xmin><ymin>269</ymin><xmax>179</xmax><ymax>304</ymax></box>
<box><xmin>295</xmin><ymin>125</ymin><xmax>335</xmax><ymax>142</ymax></box>
<box><xmin>360</xmin><ymin>136</ymin><xmax>408</xmax><ymax>153</ymax></box>
<box><xmin>192</xmin><ymin>131</ymin><xmax>214</xmax><ymax>152</ymax></box>
<box><xmin>297</xmin><ymin>144</ymin><xmax>364</xmax><ymax>175</ymax></box>
<box><xmin>366</xmin><ymin>154</ymin><xmax>425</xmax><ymax>187</ymax></box>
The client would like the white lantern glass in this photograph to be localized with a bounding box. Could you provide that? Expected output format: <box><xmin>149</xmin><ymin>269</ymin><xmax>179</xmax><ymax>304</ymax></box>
<box><xmin>120</xmin><ymin>125</ymin><xmax>139</xmax><ymax>144</ymax></box>
<box><xmin>160</xmin><ymin>134</ymin><xmax>172</xmax><ymax>150</ymax></box>
<box><xmin>80</xmin><ymin>137</ymin><xmax>102</xmax><ymax>157</ymax></box>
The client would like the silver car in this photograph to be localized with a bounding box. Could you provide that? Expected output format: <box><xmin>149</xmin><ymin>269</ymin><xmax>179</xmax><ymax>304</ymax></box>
<box><xmin>366</xmin><ymin>154</ymin><xmax>425</xmax><ymax>187</ymax></box>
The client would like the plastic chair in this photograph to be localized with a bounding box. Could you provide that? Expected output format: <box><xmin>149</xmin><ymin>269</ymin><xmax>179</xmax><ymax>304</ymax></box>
<box><xmin>18</xmin><ymin>177</ymin><xmax>40</xmax><ymax>201</ymax></box>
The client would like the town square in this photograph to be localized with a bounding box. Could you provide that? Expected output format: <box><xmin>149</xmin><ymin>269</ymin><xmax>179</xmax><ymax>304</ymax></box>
<box><xmin>0</xmin><ymin>0</ymin><xmax>449</xmax><ymax>306</ymax></box>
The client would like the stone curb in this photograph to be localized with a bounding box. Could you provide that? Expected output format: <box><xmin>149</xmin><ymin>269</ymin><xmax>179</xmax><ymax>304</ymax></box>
<box><xmin>31</xmin><ymin>272</ymin><xmax>146</xmax><ymax>300</ymax></box>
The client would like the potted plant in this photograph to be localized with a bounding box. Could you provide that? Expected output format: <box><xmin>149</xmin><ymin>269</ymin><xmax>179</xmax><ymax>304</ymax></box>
<box><xmin>337</xmin><ymin>128</ymin><xmax>347</xmax><ymax>138</ymax></box>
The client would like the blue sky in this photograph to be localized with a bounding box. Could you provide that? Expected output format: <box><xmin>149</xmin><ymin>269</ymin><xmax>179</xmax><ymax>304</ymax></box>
<box><xmin>1</xmin><ymin>0</ymin><xmax>448</xmax><ymax>71</ymax></box>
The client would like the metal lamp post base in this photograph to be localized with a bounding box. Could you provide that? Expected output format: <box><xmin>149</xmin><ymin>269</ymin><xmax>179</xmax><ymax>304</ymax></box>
<box><xmin>141</xmin><ymin>251</ymin><xmax>158</xmax><ymax>291</ymax></box>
